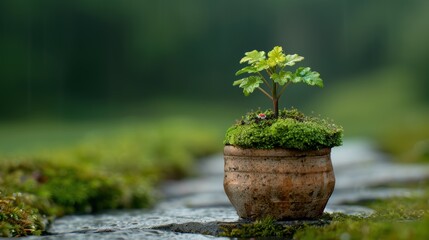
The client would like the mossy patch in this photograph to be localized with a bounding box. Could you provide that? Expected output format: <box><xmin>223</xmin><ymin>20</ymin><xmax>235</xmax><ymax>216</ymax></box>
<box><xmin>0</xmin><ymin>118</ymin><xmax>222</xmax><ymax>237</ymax></box>
<box><xmin>294</xmin><ymin>183</ymin><xmax>429</xmax><ymax>240</ymax></box>
<box><xmin>220</xmin><ymin>216</ymin><xmax>301</xmax><ymax>238</ymax></box>
<box><xmin>295</xmin><ymin>212</ymin><xmax>429</xmax><ymax>240</ymax></box>
<box><xmin>224</xmin><ymin>108</ymin><xmax>343</xmax><ymax>150</ymax></box>
<box><xmin>0</xmin><ymin>192</ymin><xmax>48</xmax><ymax>237</ymax></box>
<box><xmin>219</xmin><ymin>214</ymin><xmax>335</xmax><ymax>238</ymax></box>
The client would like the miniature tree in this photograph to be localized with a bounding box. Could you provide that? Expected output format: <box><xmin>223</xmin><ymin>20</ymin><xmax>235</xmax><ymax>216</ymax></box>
<box><xmin>234</xmin><ymin>46</ymin><xmax>323</xmax><ymax>118</ymax></box>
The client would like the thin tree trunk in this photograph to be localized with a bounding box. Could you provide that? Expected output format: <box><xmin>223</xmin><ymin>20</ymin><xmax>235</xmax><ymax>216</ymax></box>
<box><xmin>273</xmin><ymin>98</ymin><xmax>279</xmax><ymax>118</ymax></box>
<box><xmin>272</xmin><ymin>81</ymin><xmax>279</xmax><ymax>118</ymax></box>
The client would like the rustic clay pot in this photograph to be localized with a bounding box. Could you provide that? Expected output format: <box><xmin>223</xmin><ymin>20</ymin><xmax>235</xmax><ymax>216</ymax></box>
<box><xmin>223</xmin><ymin>145</ymin><xmax>335</xmax><ymax>220</ymax></box>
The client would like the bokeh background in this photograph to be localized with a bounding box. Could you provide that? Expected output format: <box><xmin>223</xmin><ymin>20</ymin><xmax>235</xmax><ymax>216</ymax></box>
<box><xmin>1</xmin><ymin>0</ymin><xmax>428</xmax><ymax>161</ymax></box>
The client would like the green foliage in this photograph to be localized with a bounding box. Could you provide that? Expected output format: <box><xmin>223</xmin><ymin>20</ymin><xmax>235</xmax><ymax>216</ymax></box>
<box><xmin>224</xmin><ymin>108</ymin><xmax>343</xmax><ymax>150</ymax></box>
<box><xmin>233</xmin><ymin>76</ymin><xmax>263</xmax><ymax>96</ymax></box>
<box><xmin>234</xmin><ymin>46</ymin><xmax>323</xmax><ymax>117</ymax></box>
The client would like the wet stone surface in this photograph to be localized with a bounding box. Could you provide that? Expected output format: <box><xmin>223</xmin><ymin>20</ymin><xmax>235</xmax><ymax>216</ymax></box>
<box><xmin>28</xmin><ymin>140</ymin><xmax>429</xmax><ymax>239</ymax></box>
<box><xmin>36</xmin><ymin>208</ymin><xmax>238</xmax><ymax>240</ymax></box>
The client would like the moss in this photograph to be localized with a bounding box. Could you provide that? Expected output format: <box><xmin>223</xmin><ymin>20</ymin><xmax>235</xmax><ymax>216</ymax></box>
<box><xmin>219</xmin><ymin>214</ymin><xmax>337</xmax><ymax>238</ymax></box>
<box><xmin>0</xmin><ymin>159</ymin><xmax>156</xmax><ymax>237</ymax></box>
<box><xmin>0</xmin><ymin>160</ymin><xmax>127</xmax><ymax>215</ymax></box>
<box><xmin>294</xmin><ymin>183</ymin><xmax>429</xmax><ymax>240</ymax></box>
<box><xmin>0</xmin><ymin>118</ymin><xmax>222</xmax><ymax>237</ymax></box>
<box><xmin>295</xmin><ymin>214</ymin><xmax>429</xmax><ymax>240</ymax></box>
<box><xmin>224</xmin><ymin>108</ymin><xmax>343</xmax><ymax>150</ymax></box>
<box><xmin>220</xmin><ymin>216</ymin><xmax>302</xmax><ymax>238</ymax></box>
<box><xmin>0</xmin><ymin>192</ymin><xmax>47</xmax><ymax>237</ymax></box>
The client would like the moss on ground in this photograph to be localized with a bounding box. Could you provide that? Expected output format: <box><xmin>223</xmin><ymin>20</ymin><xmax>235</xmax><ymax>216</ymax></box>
<box><xmin>0</xmin><ymin>118</ymin><xmax>222</xmax><ymax>237</ymax></box>
<box><xmin>0</xmin><ymin>192</ymin><xmax>48</xmax><ymax>237</ymax></box>
<box><xmin>294</xmin><ymin>195</ymin><xmax>429</xmax><ymax>240</ymax></box>
<box><xmin>224</xmin><ymin>108</ymin><xmax>343</xmax><ymax>150</ymax></box>
<box><xmin>220</xmin><ymin>216</ymin><xmax>308</xmax><ymax>238</ymax></box>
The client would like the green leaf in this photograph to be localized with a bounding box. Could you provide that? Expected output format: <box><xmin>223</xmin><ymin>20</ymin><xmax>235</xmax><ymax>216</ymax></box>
<box><xmin>295</xmin><ymin>67</ymin><xmax>323</xmax><ymax>87</ymax></box>
<box><xmin>235</xmin><ymin>66</ymin><xmax>258</xmax><ymax>76</ymax></box>
<box><xmin>239</xmin><ymin>50</ymin><xmax>266</xmax><ymax>64</ymax></box>
<box><xmin>270</xmin><ymin>70</ymin><xmax>292</xmax><ymax>85</ymax></box>
<box><xmin>254</xmin><ymin>59</ymin><xmax>270</xmax><ymax>71</ymax></box>
<box><xmin>233</xmin><ymin>79</ymin><xmax>244</xmax><ymax>86</ymax></box>
<box><xmin>234</xmin><ymin>76</ymin><xmax>263</xmax><ymax>96</ymax></box>
<box><xmin>267</xmin><ymin>46</ymin><xmax>286</xmax><ymax>67</ymax></box>
<box><xmin>296</xmin><ymin>67</ymin><xmax>311</xmax><ymax>76</ymax></box>
<box><xmin>284</xmin><ymin>54</ymin><xmax>304</xmax><ymax>66</ymax></box>
<box><xmin>289</xmin><ymin>67</ymin><xmax>309</xmax><ymax>83</ymax></box>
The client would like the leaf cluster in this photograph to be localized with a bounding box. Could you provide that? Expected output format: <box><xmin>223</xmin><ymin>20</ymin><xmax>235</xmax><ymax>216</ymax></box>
<box><xmin>224</xmin><ymin>109</ymin><xmax>343</xmax><ymax>150</ymax></box>
<box><xmin>233</xmin><ymin>46</ymin><xmax>323</xmax><ymax>98</ymax></box>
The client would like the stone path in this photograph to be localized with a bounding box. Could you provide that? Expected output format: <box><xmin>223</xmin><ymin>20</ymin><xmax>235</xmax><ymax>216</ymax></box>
<box><xmin>27</xmin><ymin>140</ymin><xmax>429</xmax><ymax>239</ymax></box>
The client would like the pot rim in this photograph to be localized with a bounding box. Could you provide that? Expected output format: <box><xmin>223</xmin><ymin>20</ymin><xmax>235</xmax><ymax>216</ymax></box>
<box><xmin>224</xmin><ymin>145</ymin><xmax>331</xmax><ymax>157</ymax></box>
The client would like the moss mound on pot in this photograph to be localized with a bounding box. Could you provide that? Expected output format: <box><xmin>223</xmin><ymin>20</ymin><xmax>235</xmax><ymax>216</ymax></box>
<box><xmin>224</xmin><ymin>109</ymin><xmax>343</xmax><ymax>150</ymax></box>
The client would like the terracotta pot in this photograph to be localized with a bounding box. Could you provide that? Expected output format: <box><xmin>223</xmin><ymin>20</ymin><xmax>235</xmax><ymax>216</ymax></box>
<box><xmin>223</xmin><ymin>145</ymin><xmax>335</xmax><ymax>220</ymax></box>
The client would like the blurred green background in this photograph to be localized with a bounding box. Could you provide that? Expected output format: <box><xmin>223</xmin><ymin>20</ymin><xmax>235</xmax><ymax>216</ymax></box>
<box><xmin>0</xmin><ymin>0</ymin><xmax>428</xmax><ymax>160</ymax></box>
